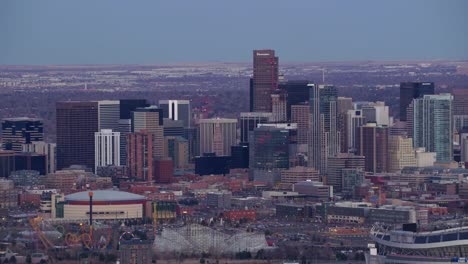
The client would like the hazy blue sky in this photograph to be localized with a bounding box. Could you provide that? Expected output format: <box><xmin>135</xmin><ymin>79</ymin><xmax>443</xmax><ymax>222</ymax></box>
<box><xmin>1</xmin><ymin>0</ymin><xmax>467</xmax><ymax>65</ymax></box>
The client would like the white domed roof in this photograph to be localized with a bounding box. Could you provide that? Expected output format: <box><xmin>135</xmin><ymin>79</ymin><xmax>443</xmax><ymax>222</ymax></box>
<box><xmin>65</xmin><ymin>190</ymin><xmax>145</xmax><ymax>202</ymax></box>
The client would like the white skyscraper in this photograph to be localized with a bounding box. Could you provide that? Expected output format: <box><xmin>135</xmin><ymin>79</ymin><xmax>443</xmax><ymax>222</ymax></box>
<box><xmin>159</xmin><ymin>100</ymin><xmax>191</xmax><ymax>127</ymax></box>
<box><xmin>94</xmin><ymin>129</ymin><xmax>120</xmax><ymax>172</ymax></box>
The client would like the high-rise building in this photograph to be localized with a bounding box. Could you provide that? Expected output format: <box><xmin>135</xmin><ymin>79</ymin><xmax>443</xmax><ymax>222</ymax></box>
<box><xmin>98</xmin><ymin>100</ymin><xmax>120</xmax><ymax>131</ymax></box>
<box><xmin>132</xmin><ymin>106</ymin><xmax>164</xmax><ymax>159</ymax></box>
<box><xmin>250</xmin><ymin>126</ymin><xmax>289</xmax><ymax>184</ymax></box>
<box><xmin>0</xmin><ymin>150</ymin><xmax>15</xmax><ymax>177</ymax></box>
<box><xmin>127</xmin><ymin>131</ymin><xmax>155</xmax><ymax>182</ymax></box>
<box><xmin>163</xmin><ymin>119</ymin><xmax>184</xmax><ymax>137</ymax></box>
<box><xmin>252</xmin><ymin>49</ymin><xmax>278</xmax><ymax>112</ymax></box>
<box><xmin>159</xmin><ymin>100</ymin><xmax>191</xmax><ymax>127</ymax></box>
<box><xmin>452</xmin><ymin>89</ymin><xmax>468</xmax><ymax>115</ymax></box>
<box><xmin>400</xmin><ymin>82</ymin><xmax>435</xmax><ymax>121</ymax></box>
<box><xmin>271</xmin><ymin>89</ymin><xmax>288</xmax><ymax>122</ymax></box>
<box><xmin>280</xmin><ymin>166</ymin><xmax>320</xmax><ymax>189</ymax></box>
<box><xmin>56</xmin><ymin>101</ymin><xmax>98</xmax><ymax>171</ymax></box>
<box><xmin>358</xmin><ymin>101</ymin><xmax>390</xmax><ymax>126</ymax></box>
<box><xmin>118</xmin><ymin>99</ymin><xmax>149</xmax><ymax>166</ymax></box>
<box><xmin>1</xmin><ymin>117</ymin><xmax>43</xmax><ymax>152</ymax></box>
<box><xmin>94</xmin><ymin>129</ymin><xmax>120</xmax><ymax>172</ymax></box>
<box><xmin>163</xmin><ymin>136</ymin><xmax>189</xmax><ymax>169</ymax></box>
<box><xmin>308</xmin><ymin>84</ymin><xmax>339</xmax><ymax>172</ymax></box>
<box><xmin>291</xmin><ymin>103</ymin><xmax>309</xmax><ymax>145</ymax></box>
<box><xmin>22</xmin><ymin>141</ymin><xmax>56</xmax><ymax>174</ymax></box>
<box><xmin>239</xmin><ymin>112</ymin><xmax>271</xmax><ymax>143</ymax></box>
<box><xmin>198</xmin><ymin>118</ymin><xmax>237</xmax><ymax>156</ymax></box>
<box><xmin>388</xmin><ymin>135</ymin><xmax>417</xmax><ymax>172</ymax></box>
<box><xmin>341</xmin><ymin>168</ymin><xmax>365</xmax><ymax>194</ymax></box>
<box><xmin>337</xmin><ymin>97</ymin><xmax>354</xmax><ymax>153</ymax></box>
<box><xmin>327</xmin><ymin>153</ymin><xmax>365</xmax><ymax>193</ymax></box>
<box><xmin>231</xmin><ymin>144</ymin><xmax>249</xmax><ymax>169</ymax></box>
<box><xmin>356</xmin><ymin>123</ymin><xmax>389</xmax><ymax>173</ymax></box>
<box><xmin>345</xmin><ymin>109</ymin><xmax>366</xmax><ymax>153</ymax></box>
<box><xmin>412</xmin><ymin>94</ymin><xmax>453</xmax><ymax>163</ymax></box>
<box><xmin>183</xmin><ymin>127</ymin><xmax>198</xmax><ymax>160</ymax></box>
<box><xmin>278</xmin><ymin>80</ymin><xmax>311</xmax><ymax>120</ymax></box>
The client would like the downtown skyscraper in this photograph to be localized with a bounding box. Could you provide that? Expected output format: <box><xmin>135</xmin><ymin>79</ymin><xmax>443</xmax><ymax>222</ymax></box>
<box><xmin>412</xmin><ymin>94</ymin><xmax>453</xmax><ymax>163</ymax></box>
<box><xmin>56</xmin><ymin>101</ymin><xmax>98</xmax><ymax>171</ymax></box>
<box><xmin>308</xmin><ymin>84</ymin><xmax>340</xmax><ymax>173</ymax></box>
<box><xmin>400</xmin><ymin>82</ymin><xmax>435</xmax><ymax>121</ymax></box>
<box><xmin>252</xmin><ymin>49</ymin><xmax>279</xmax><ymax>113</ymax></box>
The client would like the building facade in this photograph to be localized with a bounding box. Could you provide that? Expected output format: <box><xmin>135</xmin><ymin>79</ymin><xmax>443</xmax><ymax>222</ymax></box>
<box><xmin>252</xmin><ymin>49</ymin><xmax>279</xmax><ymax>112</ymax></box>
<box><xmin>356</xmin><ymin>123</ymin><xmax>389</xmax><ymax>173</ymax></box>
<box><xmin>94</xmin><ymin>129</ymin><xmax>120</xmax><ymax>172</ymax></box>
<box><xmin>399</xmin><ymin>82</ymin><xmax>434</xmax><ymax>121</ymax></box>
<box><xmin>198</xmin><ymin>118</ymin><xmax>237</xmax><ymax>156</ymax></box>
<box><xmin>1</xmin><ymin>117</ymin><xmax>43</xmax><ymax>152</ymax></box>
<box><xmin>159</xmin><ymin>99</ymin><xmax>191</xmax><ymax>128</ymax></box>
<box><xmin>127</xmin><ymin>131</ymin><xmax>155</xmax><ymax>182</ymax></box>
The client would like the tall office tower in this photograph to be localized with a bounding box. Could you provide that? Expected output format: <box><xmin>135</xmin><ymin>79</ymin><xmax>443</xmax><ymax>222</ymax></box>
<box><xmin>0</xmin><ymin>150</ymin><xmax>15</xmax><ymax>177</ymax></box>
<box><xmin>118</xmin><ymin>99</ymin><xmax>149</xmax><ymax>166</ymax></box>
<box><xmin>198</xmin><ymin>118</ymin><xmax>237</xmax><ymax>156</ymax></box>
<box><xmin>460</xmin><ymin>131</ymin><xmax>468</xmax><ymax>163</ymax></box>
<box><xmin>252</xmin><ymin>49</ymin><xmax>278</xmax><ymax>112</ymax></box>
<box><xmin>183</xmin><ymin>127</ymin><xmax>198</xmax><ymax>160</ymax></box>
<box><xmin>327</xmin><ymin>153</ymin><xmax>365</xmax><ymax>193</ymax></box>
<box><xmin>400</xmin><ymin>82</ymin><xmax>434</xmax><ymax>121</ymax></box>
<box><xmin>345</xmin><ymin>109</ymin><xmax>366</xmax><ymax>153</ymax></box>
<box><xmin>132</xmin><ymin>106</ymin><xmax>164</xmax><ymax>159</ymax></box>
<box><xmin>56</xmin><ymin>101</ymin><xmax>98</xmax><ymax>171</ymax></box>
<box><xmin>94</xmin><ymin>129</ymin><xmax>120</xmax><ymax>172</ymax></box>
<box><xmin>278</xmin><ymin>80</ymin><xmax>310</xmax><ymax>120</ymax></box>
<box><xmin>231</xmin><ymin>143</ymin><xmax>249</xmax><ymax>169</ymax></box>
<box><xmin>388</xmin><ymin>135</ymin><xmax>417</xmax><ymax>173</ymax></box>
<box><xmin>356</xmin><ymin>123</ymin><xmax>389</xmax><ymax>173</ymax></box>
<box><xmin>337</xmin><ymin>97</ymin><xmax>353</xmax><ymax>152</ymax></box>
<box><xmin>250</xmin><ymin>126</ymin><xmax>289</xmax><ymax>184</ymax></box>
<box><xmin>1</xmin><ymin>117</ymin><xmax>43</xmax><ymax>152</ymax></box>
<box><xmin>163</xmin><ymin>136</ymin><xmax>189</xmax><ymax>169</ymax></box>
<box><xmin>412</xmin><ymin>94</ymin><xmax>453</xmax><ymax>163</ymax></box>
<box><xmin>239</xmin><ymin>112</ymin><xmax>272</xmax><ymax>143</ymax></box>
<box><xmin>22</xmin><ymin>141</ymin><xmax>57</xmax><ymax>174</ymax></box>
<box><xmin>359</xmin><ymin>101</ymin><xmax>390</xmax><ymax>126</ymax></box>
<box><xmin>15</xmin><ymin>153</ymin><xmax>47</xmax><ymax>175</ymax></box>
<box><xmin>249</xmin><ymin>78</ymin><xmax>254</xmax><ymax>112</ymax></box>
<box><xmin>127</xmin><ymin>131</ymin><xmax>155</xmax><ymax>182</ymax></box>
<box><xmin>291</xmin><ymin>103</ymin><xmax>309</xmax><ymax>145</ymax></box>
<box><xmin>163</xmin><ymin>119</ymin><xmax>184</xmax><ymax>137</ymax></box>
<box><xmin>271</xmin><ymin>89</ymin><xmax>288</xmax><ymax>122</ymax></box>
<box><xmin>159</xmin><ymin>100</ymin><xmax>191</xmax><ymax>127</ymax></box>
<box><xmin>308</xmin><ymin>84</ymin><xmax>339</xmax><ymax>172</ymax></box>
<box><xmin>98</xmin><ymin>100</ymin><xmax>120</xmax><ymax>131</ymax></box>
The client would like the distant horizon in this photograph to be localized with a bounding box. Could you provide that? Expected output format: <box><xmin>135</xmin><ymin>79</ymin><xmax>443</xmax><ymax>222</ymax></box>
<box><xmin>1</xmin><ymin>58</ymin><xmax>468</xmax><ymax>68</ymax></box>
<box><xmin>1</xmin><ymin>0</ymin><xmax>467</xmax><ymax>65</ymax></box>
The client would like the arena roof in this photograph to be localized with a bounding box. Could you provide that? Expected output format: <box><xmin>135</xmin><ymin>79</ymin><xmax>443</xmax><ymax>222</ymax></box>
<box><xmin>65</xmin><ymin>190</ymin><xmax>145</xmax><ymax>202</ymax></box>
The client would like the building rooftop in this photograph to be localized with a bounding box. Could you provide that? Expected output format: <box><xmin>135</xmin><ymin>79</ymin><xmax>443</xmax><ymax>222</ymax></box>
<box><xmin>65</xmin><ymin>190</ymin><xmax>145</xmax><ymax>202</ymax></box>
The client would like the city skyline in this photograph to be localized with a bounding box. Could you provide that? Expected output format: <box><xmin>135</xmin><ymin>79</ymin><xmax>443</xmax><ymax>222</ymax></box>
<box><xmin>1</xmin><ymin>0</ymin><xmax>467</xmax><ymax>65</ymax></box>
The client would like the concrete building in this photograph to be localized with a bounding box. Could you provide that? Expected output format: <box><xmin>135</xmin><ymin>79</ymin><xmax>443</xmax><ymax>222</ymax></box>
<box><xmin>163</xmin><ymin>136</ymin><xmax>189</xmax><ymax>169</ymax></box>
<box><xmin>94</xmin><ymin>129</ymin><xmax>120</xmax><ymax>172</ymax></box>
<box><xmin>412</xmin><ymin>94</ymin><xmax>453</xmax><ymax>163</ymax></box>
<box><xmin>252</xmin><ymin>49</ymin><xmax>278</xmax><ymax>113</ymax></box>
<box><xmin>337</xmin><ymin>97</ymin><xmax>354</xmax><ymax>153</ymax></box>
<box><xmin>239</xmin><ymin>112</ymin><xmax>272</xmax><ymax>143</ymax></box>
<box><xmin>127</xmin><ymin>131</ymin><xmax>155</xmax><ymax>182</ymax></box>
<box><xmin>359</xmin><ymin>101</ymin><xmax>390</xmax><ymax>126</ymax></box>
<box><xmin>327</xmin><ymin>153</ymin><xmax>365</xmax><ymax>193</ymax></box>
<box><xmin>280</xmin><ymin>166</ymin><xmax>320</xmax><ymax>189</ymax></box>
<box><xmin>1</xmin><ymin>117</ymin><xmax>43</xmax><ymax>153</ymax></box>
<box><xmin>198</xmin><ymin>118</ymin><xmax>237</xmax><ymax>156</ymax></box>
<box><xmin>415</xmin><ymin>148</ymin><xmax>437</xmax><ymax>167</ymax></box>
<box><xmin>0</xmin><ymin>179</ymin><xmax>17</xmax><ymax>208</ymax></box>
<box><xmin>22</xmin><ymin>141</ymin><xmax>56</xmax><ymax>174</ymax></box>
<box><xmin>291</xmin><ymin>103</ymin><xmax>309</xmax><ymax>145</ymax></box>
<box><xmin>271</xmin><ymin>89</ymin><xmax>288</xmax><ymax>122</ymax></box>
<box><xmin>388</xmin><ymin>135</ymin><xmax>417</xmax><ymax>172</ymax></box>
<box><xmin>132</xmin><ymin>106</ymin><xmax>164</xmax><ymax>159</ymax></box>
<box><xmin>98</xmin><ymin>100</ymin><xmax>120</xmax><ymax>131</ymax></box>
<box><xmin>356</xmin><ymin>123</ymin><xmax>389</xmax><ymax>173</ymax></box>
<box><xmin>206</xmin><ymin>191</ymin><xmax>232</xmax><ymax>209</ymax></box>
<box><xmin>153</xmin><ymin>159</ymin><xmax>174</xmax><ymax>184</ymax></box>
<box><xmin>159</xmin><ymin>99</ymin><xmax>191</xmax><ymax>127</ymax></box>
<box><xmin>293</xmin><ymin>180</ymin><xmax>333</xmax><ymax>199</ymax></box>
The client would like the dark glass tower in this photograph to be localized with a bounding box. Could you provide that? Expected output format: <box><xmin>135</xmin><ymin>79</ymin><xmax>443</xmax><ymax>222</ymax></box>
<box><xmin>278</xmin><ymin>80</ymin><xmax>310</xmax><ymax>120</ymax></box>
<box><xmin>399</xmin><ymin>82</ymin><xmax>434</xmax><ymax>121</ymax></box>
<box><xmin>56</xmin><ymin>101</ymin><xmax>98</xmax><ymax>171</ymax></box>
<box><xmin>1</xmin><ymin>117</ymin><xmax>43</xmax><ymax>152</ymax></box>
